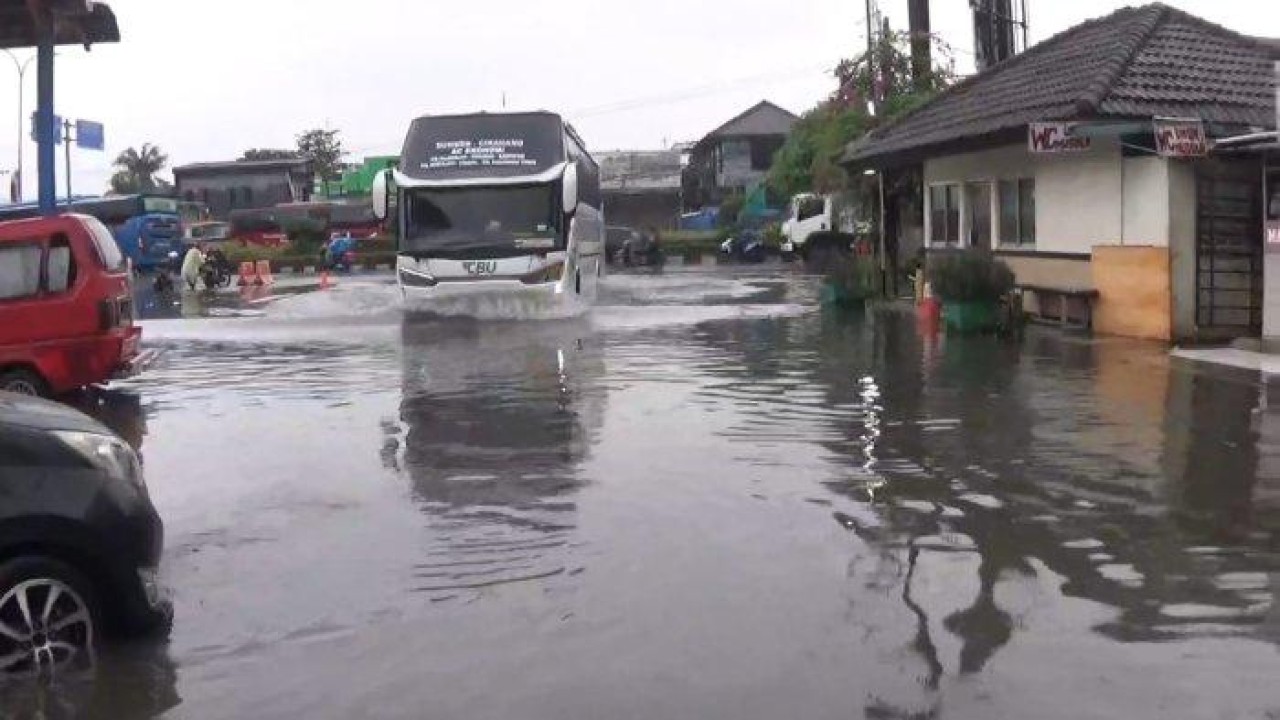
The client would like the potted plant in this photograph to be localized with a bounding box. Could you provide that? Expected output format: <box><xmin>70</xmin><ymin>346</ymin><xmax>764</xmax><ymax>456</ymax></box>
<box><xmin>926</xmin><ymin>249</ymin><xmax>1015</xmax><ymax>333</ymax></box>
<box><xmin>821</xmin><ymin>254</ymin><xmax>880</xmax><ymax>308</ymax></box>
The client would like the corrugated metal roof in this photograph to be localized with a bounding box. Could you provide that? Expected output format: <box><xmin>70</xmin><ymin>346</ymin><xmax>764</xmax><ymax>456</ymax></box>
<box><xmin>845</xmin><ymin>3</ymin><xmax>1280</xmax><ymax>166</ymax></box>
<box><xmin>599</xmin><ymin>150</ymin><xmax>684</xmax><ymax>193</ymax></box>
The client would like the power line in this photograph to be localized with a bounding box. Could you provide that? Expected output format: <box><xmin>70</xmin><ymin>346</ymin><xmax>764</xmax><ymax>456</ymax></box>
<box><xmin>573</xmin><ymin>62</ymin><xmax>835</xmax><ymax>118</ymax></box>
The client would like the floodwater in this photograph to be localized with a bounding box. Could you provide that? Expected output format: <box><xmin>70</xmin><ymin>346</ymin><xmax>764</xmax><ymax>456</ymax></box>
<box><xmin>9</xmin><ymin>269</ymin><xmax>1280</xmax><ymax>719</ymax></box>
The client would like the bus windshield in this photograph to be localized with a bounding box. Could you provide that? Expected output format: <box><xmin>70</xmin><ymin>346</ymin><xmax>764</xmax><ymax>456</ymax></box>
<box><xmin>403</xmin><ymin>185</ymin><xmax>560</xmax><ymax>257</ymax></box>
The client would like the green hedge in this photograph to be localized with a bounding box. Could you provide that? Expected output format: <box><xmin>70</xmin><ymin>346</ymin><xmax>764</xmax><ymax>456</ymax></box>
<box><xmin>222</xmin><ymin>245</ymin><xmax>398</xmax><ymax>272</ymax></box>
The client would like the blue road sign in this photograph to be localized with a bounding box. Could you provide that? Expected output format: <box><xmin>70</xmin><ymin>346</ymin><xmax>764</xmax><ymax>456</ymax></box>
<box><xmin>29</xmin><ymin>113</ymin><xmax>62</xmax><ymax>144</ymax></box>
<box><xmin>76</xmin><ymin>120</ymin><xmax>104</xmax><ymax>150</ymax></box>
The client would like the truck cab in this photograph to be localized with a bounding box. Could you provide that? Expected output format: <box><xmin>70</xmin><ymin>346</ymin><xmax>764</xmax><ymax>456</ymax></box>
<box><xmin>781</xmin><ymin>193</ymin><xmax>833</xmax><ymax>256</ymax></box>
<box><xmin>0</xmin><ymin>214</ymin><xmax>155</xmax><ymax>397</ymax></box>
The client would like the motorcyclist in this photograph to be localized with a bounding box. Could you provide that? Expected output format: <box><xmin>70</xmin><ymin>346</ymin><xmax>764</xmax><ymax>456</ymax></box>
<box><xmin>325</xmin><ymin>231</ymin><xmax>356</xmax><ymax>270</ymax></box>
<box><xmin>180</xmin><ymin>243</ymin><xmax>206</xmax><ymax>291</ymax></box>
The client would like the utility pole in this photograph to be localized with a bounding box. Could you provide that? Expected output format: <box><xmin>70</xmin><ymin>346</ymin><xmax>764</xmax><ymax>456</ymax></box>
<box><xmin>3</xmin><ymin>50</ymin><xmax>35</xmax><ymax>203</ymax></box>
<box><xmin>864</xmin><ymin>0</ymin><xmax>879</xmax><ymax>113</ymax></box>
<box><xmin>63</xmin><ymin>118</ymin><xmax>72</xmax><ymax>203</ymax></box>
<box><xmin>907</xmin><ymin>0</ymin><xmax>932</xmax><ymax>91</ymax></box>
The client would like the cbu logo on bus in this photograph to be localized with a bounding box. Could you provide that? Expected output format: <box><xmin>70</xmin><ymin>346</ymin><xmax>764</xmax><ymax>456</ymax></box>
<box><xmin>462</xmin><ymin>261</ymin><xmax>497</xmax><ymax>275</ymax></box>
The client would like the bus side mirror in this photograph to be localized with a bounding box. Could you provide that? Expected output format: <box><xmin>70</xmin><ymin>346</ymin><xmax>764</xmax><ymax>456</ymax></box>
<box><xmin>562</xmin><ymin>164</ymin><xmax>579</xmax><ymax>215</ymax></box>
<box><xmin>371</xmin><ymin>170</ymin><xmax>390</xmax><ymax>220</ymax></box>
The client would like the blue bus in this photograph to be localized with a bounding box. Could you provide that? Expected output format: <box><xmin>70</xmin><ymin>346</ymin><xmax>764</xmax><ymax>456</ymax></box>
<box><xmin>0</xmin><ymin>194</ymin><xmax>183</xmax><ymax>270</ymax></box>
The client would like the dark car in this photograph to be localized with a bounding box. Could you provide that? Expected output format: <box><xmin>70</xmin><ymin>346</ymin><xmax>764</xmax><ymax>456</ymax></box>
<box><xmin>0</xmin><ymin>392</ymin><xmax>171</xmax><ymax>675</ymax></box>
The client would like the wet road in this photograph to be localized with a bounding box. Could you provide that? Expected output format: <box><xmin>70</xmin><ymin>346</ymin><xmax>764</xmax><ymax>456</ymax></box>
<box><xmin>12</xmin><ymin>270</ymin><xmax>1280</xmax><ymax>719</ymax></box>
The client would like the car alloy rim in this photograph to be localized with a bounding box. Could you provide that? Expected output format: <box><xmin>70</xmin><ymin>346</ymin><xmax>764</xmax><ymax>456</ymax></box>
<box><xmin>0</xmin><ymin>579</ymin><xmax>94</xmax><ymax>675</ymax></box>
<box><xmin>2</xmin><ymin>379</ymin><xmax>39</xmax><ymax>396</ymax></box>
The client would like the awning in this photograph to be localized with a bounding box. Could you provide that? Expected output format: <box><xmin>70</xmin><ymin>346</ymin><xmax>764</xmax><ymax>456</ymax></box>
<box><xmin>0</xmin><ymin>1</ymin><xmax>120</xmax><ymax>50</ymax></box>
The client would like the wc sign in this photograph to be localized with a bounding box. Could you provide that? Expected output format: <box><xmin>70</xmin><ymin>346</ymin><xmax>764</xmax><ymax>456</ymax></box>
<box><xmin>1153</xmin><ymin>119</ymin><xmax>1208</xmax><ymax>158</ymax></box>
<box><xmin>1028</xmin><ymin>122</ymin><xmax>1092</xmax><ymax>153</ymax></box>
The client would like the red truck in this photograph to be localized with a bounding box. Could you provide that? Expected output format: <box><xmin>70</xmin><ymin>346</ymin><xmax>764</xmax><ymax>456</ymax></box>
<box><xmin>0</xmin><ymin>214</ymin><xmax>155</xmax><ymax>397</ymax></box>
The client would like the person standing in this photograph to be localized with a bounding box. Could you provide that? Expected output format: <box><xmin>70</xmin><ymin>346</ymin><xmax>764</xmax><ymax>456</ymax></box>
<box><xmin>180</xmin><ymin>243</ymin><xmax>206</xmax><ymax>291</ymax></box>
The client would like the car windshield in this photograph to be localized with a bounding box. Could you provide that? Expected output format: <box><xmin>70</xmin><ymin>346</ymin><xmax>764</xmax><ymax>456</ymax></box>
<box><xmin>402</xmin><ymin>185</ymin><xmax>560</xmax><ymax>257</ymax></box>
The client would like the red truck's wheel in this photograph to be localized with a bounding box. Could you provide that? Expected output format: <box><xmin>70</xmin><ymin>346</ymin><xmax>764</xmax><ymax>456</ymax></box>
<box><xmin>0</xmin><ymin>369</ymin><xmax>49</xmax><ymax>398</ymax></box>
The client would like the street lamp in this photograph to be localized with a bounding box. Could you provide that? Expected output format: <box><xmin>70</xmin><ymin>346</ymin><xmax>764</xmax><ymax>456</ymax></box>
<box><xmin>3</xmin><ymin>49</ymin><xmax>36</xmax><ymax>203</ymax></box>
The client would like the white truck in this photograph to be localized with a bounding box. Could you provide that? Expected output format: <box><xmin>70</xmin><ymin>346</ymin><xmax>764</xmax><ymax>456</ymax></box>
<box><xmin>780</xmin><ymin>192</ymin><xmax>862</xmax><ymax>259</ymax></box>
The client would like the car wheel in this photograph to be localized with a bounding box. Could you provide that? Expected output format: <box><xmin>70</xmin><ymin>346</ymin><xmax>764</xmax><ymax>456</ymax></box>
<box><xmin>0</xmin><ymin>369</ymin><xmax>49</xmax><ymax>398</ymax></box>
<box><xmin>0</xmin><ymin>557</ymin><xmax>99</xmax><ymax>676</ymax></box>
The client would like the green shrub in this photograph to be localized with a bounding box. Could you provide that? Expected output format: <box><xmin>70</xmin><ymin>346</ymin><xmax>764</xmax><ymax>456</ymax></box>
<box><xmin>826</xmin><ymin>254</ymin><xmax>881</xmax><ymax>300</ymax></box>
<box><xmin>361</xmin><ymin>233</ymin><xmax>397</xmax><ymax>253</ymax></box>
<box><xmin>762</xmin><ymin>223</ymin><xmax>785</xmax><ymax>249</ymax></box>
<box><xmin>927</xmin><ymin>249</ymin><xmax>1015</xmax><ymax>303</ymax></box>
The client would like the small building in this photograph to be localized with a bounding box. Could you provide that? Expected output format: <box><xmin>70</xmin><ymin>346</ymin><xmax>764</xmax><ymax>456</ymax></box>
<box><xmin>599</xmin><ymin>149</ymin><xmax>684</xmax><ymax>230</ymax></box>
<box><xmin>844</xmin><ymin>3</ymin><xmax>1279</xmax><ymax>342</ymax></box>
<box><xmin>684</xmin><ymin>100</ymin><xmax>798</xmax><ymax>209</ymax></box>
<box><xmin>173</xmin><ymin>159</ymin><xmax>314</xmax><ymax>220</ymax></box>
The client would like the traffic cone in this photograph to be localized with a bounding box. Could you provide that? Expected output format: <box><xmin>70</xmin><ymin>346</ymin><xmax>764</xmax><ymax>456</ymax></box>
<box><xmin>320</xmin><ymin>269</ymin><xmax>332</xmax><ymax>290</ymax></box>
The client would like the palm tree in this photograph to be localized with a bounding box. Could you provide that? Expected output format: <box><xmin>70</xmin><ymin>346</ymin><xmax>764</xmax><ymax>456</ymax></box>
<box><xmin>109</xmin><ymin>143</ymin><xmax>169</xmax><ymax>194</ymax></box>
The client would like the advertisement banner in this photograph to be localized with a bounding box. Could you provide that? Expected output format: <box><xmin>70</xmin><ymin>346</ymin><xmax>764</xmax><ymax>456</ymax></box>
<box><xmin>1154</xmin><ymin>120</ymin><xmax>1209</xmax><ymax>158</ymax></box>
<box><xmin>1028</xmin><ymin>122</ymin><xmax>1092</xmax><ymax>153</ymax></box>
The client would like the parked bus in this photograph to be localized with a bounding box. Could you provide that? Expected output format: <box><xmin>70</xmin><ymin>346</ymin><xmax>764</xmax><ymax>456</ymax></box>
<box><xmin>0</xmin><ymin>194</ymin><xmax>182</xmax><ymax>270</ymax></box>
<box><xmin>371</xmin><ymin>111</ymin><xmax>604</xmax><ymax>311</ymax></box>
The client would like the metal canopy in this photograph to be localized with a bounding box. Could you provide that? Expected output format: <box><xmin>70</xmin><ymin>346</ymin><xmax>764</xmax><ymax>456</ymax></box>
<box><xmin>0</xmin><ymin>0</ymin><xmax>119</xmax><ymax>50</ymax></box>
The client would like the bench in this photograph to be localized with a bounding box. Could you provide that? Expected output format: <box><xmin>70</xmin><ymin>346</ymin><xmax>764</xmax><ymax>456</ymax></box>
<box><xmin>1015</xmin><ymin>284</ymin><xmax>1100</xmax><ymax>329</ymax></box>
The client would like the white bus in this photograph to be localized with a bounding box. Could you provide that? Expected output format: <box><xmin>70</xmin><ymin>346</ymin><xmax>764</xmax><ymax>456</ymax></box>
<box><xmin>372</xmin><ymin>111</ymin><xmax>604</xmax><ymax>313</ymax></box>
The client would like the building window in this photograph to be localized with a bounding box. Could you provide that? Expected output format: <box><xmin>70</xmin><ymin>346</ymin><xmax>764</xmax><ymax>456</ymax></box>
<box><xmin>998</xmin><ymin>178</ymin><xmax>1036</xmax><ymax>246</ymax></box>
<box><xmin>241</xmin><ymin>186</ymin><xmax>253</xmax><ymax>206</ymax></box>
<box><xmin>750</xmin><ymin>138</ymin><xmax>781</xmax><ymax>171</ymax></box>
<box><xmin>183</xmin><ymin>190</ymin><xmax>195</xmax><ymax>202</ymax></box>
<box><xmin>928</xmin><ymin>184</ymin><xmax>960</xmax><ymax>246</ymax></box>
<box><xmin>965</xmin><ymin>182</ymin><xmax>993</xmax><ymax>249</ymax></box>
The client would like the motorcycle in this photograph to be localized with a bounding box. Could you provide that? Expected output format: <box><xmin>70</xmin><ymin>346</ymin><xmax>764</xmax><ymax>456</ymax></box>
<box><xmin>152</xmin><ymin>251</ymin><xmax>179</xmax><ymax>293</ymax></box>
<box><xmin>615</xmin><ymin>232</ymin><xmax>665</xmax><ymax>268</ymax></box>
<box><xmin>719</xmin><ymin>229</ymin><xmax>766</xmax><ymax>264</ymax></box>
<box><xmin>200</xmin><ymin>248</ymin><xmax>234</xmax><ymax>289</ymax></box>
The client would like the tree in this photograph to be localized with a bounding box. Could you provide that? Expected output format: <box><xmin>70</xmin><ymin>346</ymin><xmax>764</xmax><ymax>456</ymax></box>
<box><xmin>109</xmin><ymin>143</ymin><xmax>169</xmax><ymax>195</ymax></box>
<box><xmin>767</xmin><ymin>31</ymin><xmax>955</xmax><ymax>199</ymax></box>
<box><xmin>295</xmin><ymin>127</ymin><xmax>345</xmax><ymax>182</ymax></box>
<box><xmin>240</xmin><ymin>148</ymin><xmax>299</xmax><ymax>161</ymax></box>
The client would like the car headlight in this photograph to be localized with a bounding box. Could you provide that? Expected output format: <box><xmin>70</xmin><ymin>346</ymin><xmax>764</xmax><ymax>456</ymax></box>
<box><xmin>53</xmin><ymin>430</ymin><xmax>146</xmax><ymax>492</ymax></box>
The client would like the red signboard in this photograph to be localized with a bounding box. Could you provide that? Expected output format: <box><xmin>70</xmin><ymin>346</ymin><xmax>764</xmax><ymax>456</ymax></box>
<box><xmin>1028</xmin><ymin>122</ymin><xmax>1091</xmax><ymax>153</ymax></box>
<box><xmin>1154</xmin><ymin>120</ymin><xmax>1209</xmax><ymax>158</ymax></box>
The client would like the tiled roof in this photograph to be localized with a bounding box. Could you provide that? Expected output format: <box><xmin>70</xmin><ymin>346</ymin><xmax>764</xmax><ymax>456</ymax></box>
<box><xmin>845</xmin><ymin>3</ymin><xmax>1280</xmax><ymax>166</ymax></box>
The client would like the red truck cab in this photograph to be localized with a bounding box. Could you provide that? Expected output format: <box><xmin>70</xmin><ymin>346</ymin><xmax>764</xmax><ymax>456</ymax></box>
<box><xmin>0</xmin><ymin>214</ymin><xmax>155</xmax><ymax>397</ymax></box>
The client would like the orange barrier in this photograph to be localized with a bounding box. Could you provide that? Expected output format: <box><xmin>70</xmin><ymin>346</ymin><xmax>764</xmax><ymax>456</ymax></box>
<box><xmin>255</xmin><ymin>260</ymin><xmax>274</xmax><ymax>286</ymax></box>
<box><xmin>237</xmin><ymin>262</ymin><xmax>256</xmax><ymax>287</ymax></box>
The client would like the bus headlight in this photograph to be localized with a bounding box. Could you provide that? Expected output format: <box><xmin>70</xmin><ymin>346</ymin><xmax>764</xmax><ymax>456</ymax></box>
<box><xmin>521</xmin><ymin>262</ymin><xmax>565</xmax><ymax>285</ymax></box>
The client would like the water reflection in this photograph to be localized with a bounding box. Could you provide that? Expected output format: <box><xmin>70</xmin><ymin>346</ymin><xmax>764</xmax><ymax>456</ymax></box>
<box><xmin>691</xmin><ymin>308</ymin><xmax>1280</xmax><ymax>695</ymax></box>
<box><xmin>0</xmin><ymin>643</ymin><xmax>180</xmax><ymax>720</ymax></box>
<box><xmin>394</xmin><ymin>318</ymin><xmax>606</xmax><ymax>600</ymax></box>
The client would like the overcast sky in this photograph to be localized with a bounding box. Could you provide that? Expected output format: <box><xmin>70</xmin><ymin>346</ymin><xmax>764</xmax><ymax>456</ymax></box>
<box><xmin>0</xmin><ymin>0</ymin><xmax>1274</xmax><ymax>198</ymax></box>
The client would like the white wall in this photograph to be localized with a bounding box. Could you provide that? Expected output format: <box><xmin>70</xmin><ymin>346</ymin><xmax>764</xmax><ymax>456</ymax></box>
<box><xmin>1169</xmin><ymin>161</ymin><xmax>1198</xmax><ymax>338</ymax></box>
<box><xmin>1121</xmin><ymin>157</ymin><xmax>1171</xmax><ymax>246</ymax></box>
<box><xmin>923</xmin><ymin>140</ymin><xmax>1179</xmax><ymax>255</ymax></box>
